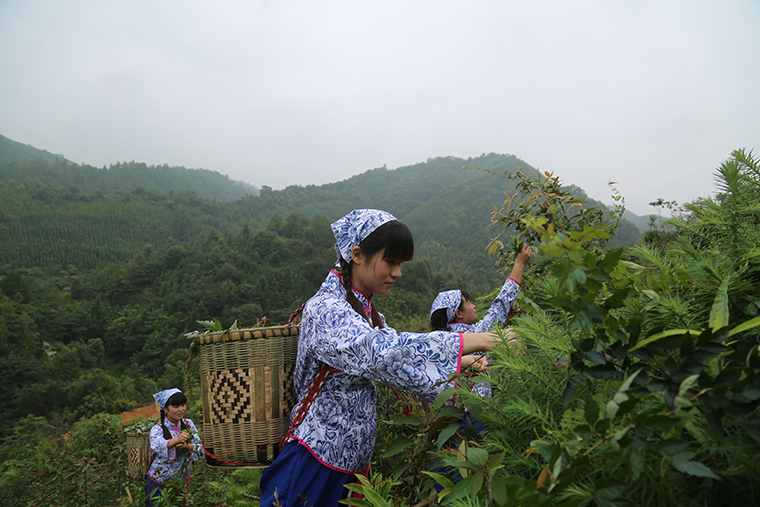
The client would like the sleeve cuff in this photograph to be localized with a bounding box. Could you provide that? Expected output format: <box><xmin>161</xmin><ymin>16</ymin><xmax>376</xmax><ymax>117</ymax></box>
<box><xmin>456</xmin><ymin>332</ymin><xmax>464</xmax><ymax>373</ymax></box>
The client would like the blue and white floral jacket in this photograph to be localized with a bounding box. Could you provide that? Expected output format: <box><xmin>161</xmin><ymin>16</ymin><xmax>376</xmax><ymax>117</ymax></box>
<box><xmin>449</xmin><ymin>277</ymin><xmax>521</xmax><ymax>400</ymax></box>
<box><xmin>147</xmin><ymin>418</ymin><xmax>204</xmax><ymax>484</ymax></box>
<box><xmin>289</xmin><ymin>270</ymin><xmax>464</xmax><ymax>473</ymax></box>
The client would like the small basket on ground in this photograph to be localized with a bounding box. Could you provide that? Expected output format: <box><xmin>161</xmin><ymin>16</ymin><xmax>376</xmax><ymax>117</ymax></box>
<box><xmin>126</xmin><ymin>432</ymin><xmax>151</xmax><ymax>478</ymax></box>
<box><xmin>198</xmin><ymin>325</ymin><xmax>299</xmax><ymax>468</ymax></box>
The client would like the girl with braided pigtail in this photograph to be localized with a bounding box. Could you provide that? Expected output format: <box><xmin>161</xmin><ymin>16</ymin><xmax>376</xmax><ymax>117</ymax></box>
<box><xmin>259</xmin><ymin>209</ymin><xmax>505</xmax><ymax>507</ymax></box>
<box><xmin>147</xmin><ymin>389</ymin><xmax>204</xmax><ymax>506</ymax></box>
<box><xmin>339</xmin><ymin>256</ymin><xmax>385</xmax><ymax>329</ymax></box>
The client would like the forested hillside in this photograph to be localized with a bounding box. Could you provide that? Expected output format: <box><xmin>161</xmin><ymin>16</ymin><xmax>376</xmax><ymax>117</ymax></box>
<box><xmin>0</xmin><ymin>158</ymin><xmax>257</xmax><ymax>202</ymax></box>
<box><xmin>0</xmin><ymin>152</ymin><xmax>644</xmax><ymax>292</ymax></box>
<box><xmin>4</xmin><ymin>137</ymin><xmax>759</xmax><ymax>505</ymax></box>
<box><xmin>2</xmin><ymin>148</ymin><xmax>758</xmax><ymax>506</ymax></box>
<box><xmin>0</xmin><ymin>149</ymin><xmax>643</xmax><ymax>429</ymax></box>
<box><xmin>0</xmin><ymin>133</ymin><xmax>71</xmax><ymax>164</ymax></box>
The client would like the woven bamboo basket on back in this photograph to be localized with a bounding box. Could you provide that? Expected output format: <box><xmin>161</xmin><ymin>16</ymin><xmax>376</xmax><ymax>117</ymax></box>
<box><xmin>198</xmin><ymin>325</ymin><xmax>299</xmax><ymax>468</ymax></box>
<box><xmin>126</xmin><ymin>432</ymin><xmax>151</xmax><ymax>478</ymax></box>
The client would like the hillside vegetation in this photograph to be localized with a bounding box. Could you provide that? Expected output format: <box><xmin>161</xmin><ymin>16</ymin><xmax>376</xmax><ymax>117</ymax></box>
<box><xmin>0</xmin><ymin>148</ymin><xmax>757</xmax><ymax>506</ymax></box>
<box><xmin>10</xmin><ymin>135</ymin><xmax>730</xmax><ymax>506</ymax></box>
<box><xmin>0</xmin><ymin>133</ymin><xmax>72</xmax><ymax>164</ymax></box>
<box><xmin>0</xmin><ymin>151</ymin><xmax>643</xmax><ymax>292</ymax></box>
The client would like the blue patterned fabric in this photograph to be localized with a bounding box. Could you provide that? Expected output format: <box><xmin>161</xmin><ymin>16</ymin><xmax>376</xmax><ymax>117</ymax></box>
<box><xmin>448</xmin><ymin>278</ymin><xmax>521</xmax><ymax>400</ymax></box>
<box><xmin>331</xmin><ymin>209</ymin><xmax>397</xmax><ymax>262</ymax></box>
<box><xmin>286</xmin><ymin>270</ymin><xmax>463</xmax><ymax>472</ymax></box>
<box><xmin>153</xmin><ymin>388</ymin><xmax>181</xmax><ymax>410</ymax></box>
<box><xmin>449</xmin><ymin>278</ymin><xmax>521</xmax><ymax>333</ymax></box>
<box><xmin>430</xmin><ymin>290</ymin><xmax>462</xmax><ymax>322</ymax></box>
<box><xmin>147</xmin><ymin>418</ymin><xmax>204</xmax><ymax>485</ymax></box>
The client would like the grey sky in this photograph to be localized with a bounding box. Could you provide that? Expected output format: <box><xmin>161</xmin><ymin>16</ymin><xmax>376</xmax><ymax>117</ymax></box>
<box><xmin>1</xmin><ymin>0</ymin><xmax>758</xmax><ymax>216</ymax></box>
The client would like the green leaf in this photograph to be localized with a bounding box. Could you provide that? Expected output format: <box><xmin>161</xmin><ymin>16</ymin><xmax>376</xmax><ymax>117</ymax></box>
<box><xmin>446</xmin><ymin>477</ymin><xmax>473</xmax><ymax>503</ymax></box>
<box><xmin>630</xmin><ymin>329</ymin><xmax>700</xmax><ymax>352</ymax></box>
<box><xmin>709</xmin><ymin>278</ymin><xmax>730</xmax><ymax>331</ymax></box>
<box><xmin>602</xmin><ymin>287</ymin><xmax>631</xmax><ymax>309</ymax></box>
<box><xmin>488</xmin><ymin>451</ymin><xmax>506</xmax><ymax>469</ymax></box>
<box><xmin>573</xmin><ymin>424</ymin><xmax>593</xmax><ymax>440</ymax></box>
<box><xmin>437</xmin><ymin>405</ymin><xmax>464</xmax><ymax>418</ymax></box>
<box><xmin>630</xmin><ymin>448</ymin><xmax>644</xmax><ymax>479</ymax></box>
<box><xmin>584</xmin><ymin>392</ymin><xmax>600</xmax><ymax>426</ymax></box>
<box><xmin>466</xmin><ymin>446</ymin><xmax>490</xmax><ymax>466</ymax></box>
<box><xmin>339</xmin><ymin>499</ymin><xmax>372</xmax><ymax>507</ymax></box>
<box><xmin>492</xmin><ymin>476</ymin><xmax>508</xmax><ymax>506</ymax></box>
<box><xmin>433</xmin><ymin>388</ymin><xmax>457</xmax><ymax>410</ymax></box>
<box><xmin>196</xmin><ymin>319</ymin><xmax>222</xmax><ymax>331</ymax></box>
<box><xmin>609</xmin><ymin>426</ymin><xmax>630</xmax><ymax>452</ymax></box>
<box><xmin>562</xmin><ymin>381</ymin><xmax>578</xmax><ymax>408</ymax></box>
<box><xmin>533</xmin><ymin>440</ymin><xmax>558</xmax><ymax>463</ymax></box>
<box><xmin>669</xmin><ymin>452</ymin><xmax>721</xmax><ymax>479</ymax></box>
<box><xmin>598</xmin><ymin>248</ymin><xmax>624</xmax><ymax>271</ymax></box>
<box><xmin>728</xmin><ymin>315</ymin><xmax>760</xmax><ymax>337</ymax></box>
<box><xmin>421</xmin><ymin>471</ymin><xmax>455</xmax><ymax>490</ymax></box>
<box><xmin>381</xmin><ymin>437</ymin><xmax>412</xmax><ymax>458</ymax></box>
<box><xmin>393</xmin><ymin>416</ymin><xmax>423</xmax><ymax>426</ymax></box>
<box><xmin>437</xmin><ymin>422</ymin><xmax>461</xmax><ymax>449</ymax></box>
<box><xmin>636</xmin><ymin>416</ymin><xmax>674</xmax><ymax>436</ymax></box>
<box><xmin>745</xmin><ymin>420</ymin><xmax>760</xmax><ymax>445</ymax></box>
<box><xmin>357</xmin><ymin>485</ymin><xmax>393</xmax><ymax>507</ymax></box>
<box><xmin>607</xmin><ymin>370</ymin><xmax>641</xmax><ymax>420</ymax></box>
<box><xmin>391</xmin><ymin>462</ymin><xmax>408</xmax><ymax>483</ymax></box>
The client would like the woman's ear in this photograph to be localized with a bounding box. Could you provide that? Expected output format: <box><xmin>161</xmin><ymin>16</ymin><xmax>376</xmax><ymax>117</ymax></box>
<box><xmin>350</xmin><ymin>245</ymin><xmax>364</xmax><ymax>265</ymax></box>
<box><xmin>453</xmin><ymin>308</ymin><xmax>464</xmax><ymax>322</ymax></box>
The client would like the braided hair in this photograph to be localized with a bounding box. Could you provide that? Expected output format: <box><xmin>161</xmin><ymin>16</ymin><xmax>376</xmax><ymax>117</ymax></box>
<box><xmin>340</xmin><ymin>220</ymin><xmax>414</xmax><ymax>326</ymax></box>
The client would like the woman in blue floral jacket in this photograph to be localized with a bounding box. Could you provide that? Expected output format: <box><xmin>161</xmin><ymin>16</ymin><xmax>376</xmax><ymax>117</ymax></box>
<box><xmin>146</xmin><ymin>388</ymin><xmax>204</xmax><ymax>506</ymax></box>
<box><xmin>429</xmin><ymin>242</ymin><xmax>532</xmax><ymax>334</ymax></box>
<box><xmin>259</xmin><ymin>209</ymin><xmax>505</xmax><ymax>507</ymax></box>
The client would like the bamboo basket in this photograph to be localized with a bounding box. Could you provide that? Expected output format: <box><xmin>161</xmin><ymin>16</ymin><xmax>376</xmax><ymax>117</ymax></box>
<box><xmin>126</xmin><ymin>432</ymin><xmax>151</xmax><ymax>478</ymax></box>
<box><xmin>198</xmin><ymin>325</ymin><xmax>299</xmax><ymax>468</ymax></box>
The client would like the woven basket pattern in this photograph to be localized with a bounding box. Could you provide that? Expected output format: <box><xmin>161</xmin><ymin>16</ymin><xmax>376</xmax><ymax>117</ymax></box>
<box><xmin>199</xmin><ymin>326</ymin><xmax>299</xmax><ymax>467</ymax></box>
<box><xmin>126</xmin><ymin>433</ymin><xmax>150</xmax><ymax>478</ymax></box>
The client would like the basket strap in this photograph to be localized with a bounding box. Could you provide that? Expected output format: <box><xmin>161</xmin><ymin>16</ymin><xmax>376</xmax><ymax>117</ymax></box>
<box><xmin>280</xmin><ymin>363</ymin><xmax>339</xmax><ymax>449</ymax></box>
<box><xmin>286</xmin><ymin>302</ymin><xmax>307</xmax><ymax>326</ymax></box>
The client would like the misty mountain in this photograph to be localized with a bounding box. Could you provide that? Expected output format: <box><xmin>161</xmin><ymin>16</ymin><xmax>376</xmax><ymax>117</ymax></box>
<box><xmin>0</xmin><ymin>134</ymin><xmax>257</xmax><ymax>202</ymax></box>
<box><xmin>0</xmin><ymin>140</ymin><xmax>648</xmax><ymax>291</ymax></box>
<box><xmin>0</xmin><ymin>133</ymin><xmax>73</xmax><ymax>164</ymax></box>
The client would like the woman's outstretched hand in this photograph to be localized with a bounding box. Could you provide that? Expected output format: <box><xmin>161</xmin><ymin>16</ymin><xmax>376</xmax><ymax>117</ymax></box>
<box><xmin>462</xmin><ymin>354</ymin><xmax>490</xmax><ymax>372</ymax></box>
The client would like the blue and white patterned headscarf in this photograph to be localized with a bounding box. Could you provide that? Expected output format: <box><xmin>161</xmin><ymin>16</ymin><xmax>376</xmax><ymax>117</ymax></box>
<box><xmin>430</xmin><ymin>290</ymin><xmax>462</xmax><ymax>322</ymax></box>
<box><xmin>331</xmin><ymin>209</ymin><xmax>398</xmax><ymax>263</ymax></box>
<box><xmin>153</xmin><ymin>388</ymin><xmax>182</xmax><ymax>409</ymax></box>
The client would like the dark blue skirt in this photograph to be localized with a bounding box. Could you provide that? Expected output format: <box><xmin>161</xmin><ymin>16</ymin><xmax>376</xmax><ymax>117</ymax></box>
<box><xmin>259</xmin><ymin>441</ymin><xmax>358</xmax><ymax>507</ymax></box>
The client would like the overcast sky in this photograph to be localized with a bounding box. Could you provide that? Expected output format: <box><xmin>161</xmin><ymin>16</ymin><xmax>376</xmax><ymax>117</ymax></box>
<box><xmin>1</xmin><ymin>0</ymin><xmax>758</xmax><ymax>216</ymax></box>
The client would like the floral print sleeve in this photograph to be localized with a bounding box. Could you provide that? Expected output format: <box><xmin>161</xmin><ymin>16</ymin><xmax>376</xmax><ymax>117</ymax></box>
<box><xmin>467</xmin><ymin>278</ymin><xmax>520</xmax><ymax>333</ymax></box>
<box><xmin>290</xmin><ymin>270</ymin><xmax>463</xmax><ymax>473</ymax></box>
<box><xmin>147</xmin><ymin>418</ymin><xmax>204</xmax><ymax>484</ymax></box>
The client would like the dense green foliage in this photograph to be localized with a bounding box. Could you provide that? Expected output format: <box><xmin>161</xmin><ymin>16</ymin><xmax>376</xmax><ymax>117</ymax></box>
<box><xmin>0</xmin><ymin>179</ymin><xmax>258</xmax><ymax>268</ymax></box>
<box><xmin>0</xmin><ymin>153</ymin><xmax>643</xmax><ymax>290</ymax></box>
<box><xmin>0</xmin><ymin>132</ymin><xmax>257</xmax><ymax>201</ymax></box>
<box><xmin>0</xmin><ymin>145</ymin><xmax>659</xmax><ymax>506</ymax></box>
<box><xmin>0</xmin><ymin>214</ymin><xmax>340</xmax><ymax>429</ymax></box>
<box><xmin>354</xmin><ymin>149</ymin><xmax>760</xmax><ymax>506</ymax></box>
